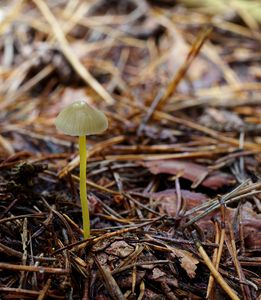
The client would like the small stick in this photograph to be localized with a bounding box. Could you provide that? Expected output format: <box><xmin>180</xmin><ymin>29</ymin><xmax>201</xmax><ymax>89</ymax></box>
<box><xmin>132</xmin><ymin>260</ymin><xmax>137</xmax><ymax>294</ymax></box>
<box><xmin>206</xmin><ymin>219</ymin><xmax>220</xmax><ymax>298</ymax></box>
<box><xmin>227</xmin><ymin>223</ymin><xmax>252</xmax><ymax>300</ymax></box>
<box><xmin>0</xmin><ymin>287</ymin><xmax>40</xmax><ymax>297</ymax></box>
<box><xmin>192</xmin><ymin>231</ymin><xmax>240</xmax><ymax>300</ymax></box>
<box><xmin>137</xmin><ymin>89</ymin><xmax>163</xmax><ymax>136</ymax></box>
<box><xmin>137</xmin><ymin>281</ymin><xmax>145</xmax><ymax>300</ymax></box>
<box><xmin>207</xmin><ymin>201</ymin><xmax>226</xmax><ymax>298</ymax></box>
<box><xmin>0</xmin><ymin>262</ymin><xmax>69</xmax><ymax>274</ymax></box>
<box><xmin>37</xmin><ymin>278</ymin><xmax>52</xmax><ymax>300</ymax></box>
<box><xmin>157</xmin><ymin>27</ymin><xmax>212</xmax><ymax>109</ymax></box>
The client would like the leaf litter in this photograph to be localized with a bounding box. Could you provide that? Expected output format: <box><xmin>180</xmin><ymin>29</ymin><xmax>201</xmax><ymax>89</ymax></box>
<box><xmin>0</xmin><ymin>0</ymin><xmax>261</xmax><ymax>299</ymax></box>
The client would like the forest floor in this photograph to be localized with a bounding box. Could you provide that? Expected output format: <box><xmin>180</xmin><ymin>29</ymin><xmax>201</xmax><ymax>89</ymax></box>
<box><xmin>0</xmin><ymin>0</ymin><xmax>260</xmax><ymax>299</ymax></box>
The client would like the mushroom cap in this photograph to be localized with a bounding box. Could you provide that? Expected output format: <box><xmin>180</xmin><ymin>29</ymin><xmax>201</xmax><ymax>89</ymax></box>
<box><xmin>55</xmin><ymin>101</ymin><xmax>108</xmax><ymax>136</ymax></box>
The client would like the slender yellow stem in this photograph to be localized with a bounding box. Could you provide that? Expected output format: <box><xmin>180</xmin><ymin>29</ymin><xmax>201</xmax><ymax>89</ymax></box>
<box><xmin>79</xmin><ymin>135</ymin><xmax>90</xmax><ymax>239</ymax></box>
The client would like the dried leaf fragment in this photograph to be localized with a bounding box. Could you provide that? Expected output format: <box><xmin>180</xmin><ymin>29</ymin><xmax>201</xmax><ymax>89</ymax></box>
<box><xmin>170</xmin><ymin>248</ymin><xmax>199</xmax><ymax>278</ymax></box>
<box><xmin>141</xmin><ymin>160</ymin><xmax>235</xmax><ymax>189</ymax></box>
<box><xmin>105</xmin><ymin>241</ymin><xmax>134</xmax><ymax>258</ymax></box>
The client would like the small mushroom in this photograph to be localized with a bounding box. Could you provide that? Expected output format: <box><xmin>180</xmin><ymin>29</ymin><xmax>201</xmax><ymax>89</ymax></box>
<box><xmin>55</xmin><ymin>100</ymin><xmax>108</xmax><ymax>238</ymax></box>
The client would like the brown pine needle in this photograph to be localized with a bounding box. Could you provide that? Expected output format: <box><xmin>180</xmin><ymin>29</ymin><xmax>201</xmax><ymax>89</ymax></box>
<box><xmin>192</xmin><ymin>231</ymin><xmax>240</xmax><ymax>300</ymax></box>
<box><xmin>94</xmin><ymin>256</ymin><xmax>125</xmax><ymax>300</ymax></box>
<box><xmin>0</xmin><ymin>262</ymin><xmax>69</xmax><ymax>274</ymax></box>
<box><xmin>206</xmin><ymin>219</ymin><xmax>220</xmax><ymax>298</ymax></box>
<box><xmin>207</xmin><ymin>203</ymin><xmax>226</xmax><ymax>298</ymax></box>
<box><xmin>158</xmin><ymin>27</ymin><xmax>212</xmax><ymax>108</ymax></box>
<box><xmin>32</xmin><ymin>0</ymin><xmax>114</xmax><ymax>105</ymax></box>
<box><xmin>0</xmin><ymin>0</ymin><xmax>24</xmax><ymax>35</ymax></box>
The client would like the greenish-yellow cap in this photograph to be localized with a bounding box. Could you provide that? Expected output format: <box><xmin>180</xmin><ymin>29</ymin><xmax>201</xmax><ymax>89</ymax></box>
<box><xmin>55</xmin><ymin>101</ymin><xmax>108</xmax><ymax>136</ymax></box>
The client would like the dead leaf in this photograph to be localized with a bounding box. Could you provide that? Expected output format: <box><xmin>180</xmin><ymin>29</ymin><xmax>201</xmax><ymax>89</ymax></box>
<box><xmin>170</xmin><ymin>247</ymin><xmax>199</xmax><ymax>278</ymax></box>
<box><xmin>105</xmin><ymin>241</ymin><xmax>134</xmax><ymax>258</ymax></box>
<box><xmin>241</xmin><ymin>202</ymin><xmax>261</xmax><ymax>251</ymax></box>
<box><xmin>151</xmin><ymin>267</ymin><xmax>166</xmax><ymax>280</ymax></box>
<box><xmin>147</xmin><ymin>189</ymin><xmax>208</xmax><ymax>216</ymax></box>
<box><xmin>149</xmin><ymin>189</ymin><xmax>261</xmax><ymax>250</ymax></box>
<box><xmin>141</xmin><ymin>160</ymin><xmax>235</xmax><ymax>189</ymax></box>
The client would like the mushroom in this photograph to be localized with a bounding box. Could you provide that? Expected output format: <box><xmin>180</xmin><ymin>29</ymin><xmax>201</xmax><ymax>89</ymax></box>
<box><xmin>55</xmin><ymin>100</ymin><xmax>108</xmax><ymax>239</ymax></box>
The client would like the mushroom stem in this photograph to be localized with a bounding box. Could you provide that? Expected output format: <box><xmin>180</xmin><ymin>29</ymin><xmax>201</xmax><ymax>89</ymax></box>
<box><xmin>79</xmin><ymin>135</ymin><xmax>90</xmax><ymax>239</ymax></box>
